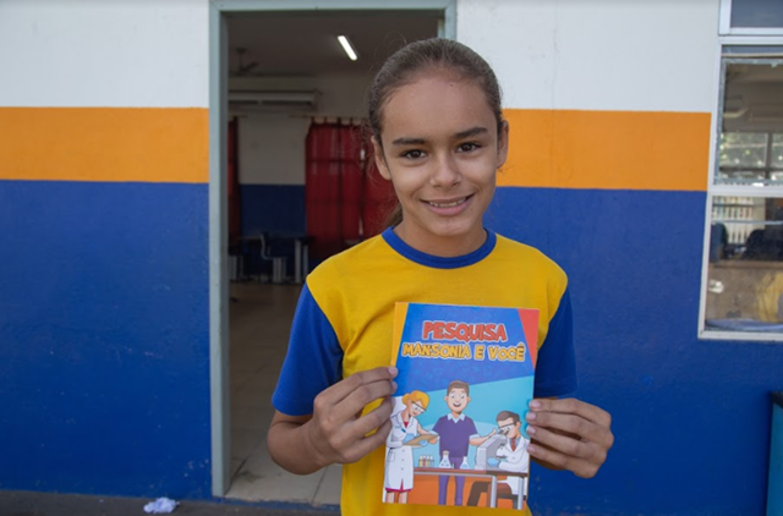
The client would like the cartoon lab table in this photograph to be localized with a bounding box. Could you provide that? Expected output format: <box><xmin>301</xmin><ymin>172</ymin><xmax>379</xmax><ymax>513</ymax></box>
<box><xmin>413</xmin><ymin>467</ymin><xmax>529</xmax><ymax>510</ymax></box>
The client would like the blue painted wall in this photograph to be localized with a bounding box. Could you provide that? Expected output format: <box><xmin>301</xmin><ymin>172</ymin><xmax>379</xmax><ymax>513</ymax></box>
<box><xmin>3</xmin><ymin>179</ymin><xmax>782</xmax><ymax>513</ymax></box>
<box><xmin>0</xmin><ymin>181</ymin><xmax>211</xmax><ymax>498</ymax></box>
<box><xmin>769</xmin><ymin>397</ymin><xmax>783</xmax><ymax>516</ymax></box>
<box><xmin>487</xmin><ymin>187</ymin><xmax>783</xmax><ymax>516</ymax></box>
<box><xmin>240</xmin><ymin>184</ymin><xmax>305</xmax><ymax>236</ymax></box>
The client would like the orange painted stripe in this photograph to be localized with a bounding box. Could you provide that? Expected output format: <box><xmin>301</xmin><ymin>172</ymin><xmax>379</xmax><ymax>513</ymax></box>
<box><xmin>0</xmin><ymin>107</ymin><xmax>208</xmax><ymax>183</ymax></box>
<box><xmin>500</xmin><ymin>109</ymin><xmax>711</xmax><ymax>191</ymax></box>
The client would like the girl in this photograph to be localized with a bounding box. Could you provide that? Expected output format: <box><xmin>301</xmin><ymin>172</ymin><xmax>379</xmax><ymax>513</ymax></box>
<box><xmin>384</xmin><ymin>390</ymin><xmax>435</xmax><ymax>504</ymax></box>
<box><xmin>268</xmin><ymin>38</ymin><xmax>614</xmax><ymax>515</ymax></box>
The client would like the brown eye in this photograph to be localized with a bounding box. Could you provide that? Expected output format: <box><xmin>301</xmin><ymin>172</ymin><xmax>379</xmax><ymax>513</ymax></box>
<box><xmin>457</xmin><ymin>142</ymin><xmax>480</xmax><ymax>152</ymax></box>
<box><xmin>402</xmin><ymin>149</ymin><xmax>424</xmax><ymax>159</ymax></box>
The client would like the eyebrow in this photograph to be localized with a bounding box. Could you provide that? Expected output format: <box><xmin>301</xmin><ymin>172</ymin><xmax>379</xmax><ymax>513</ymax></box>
<box><xmin>390</xmin><ymin>126</ymin><xmax>489</xmax><ymax>146</ymax></box>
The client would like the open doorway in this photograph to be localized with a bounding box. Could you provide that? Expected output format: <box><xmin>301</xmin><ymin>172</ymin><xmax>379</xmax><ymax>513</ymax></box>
<box><xmin>211</xmin><ymin>6</ymin><xmax>449</xmax><ymax>506</ymax></box>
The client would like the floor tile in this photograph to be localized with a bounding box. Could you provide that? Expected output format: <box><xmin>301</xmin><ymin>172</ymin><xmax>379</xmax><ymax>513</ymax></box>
<box><xmin>228</xmin><ymin>283</ymin><xmax>319</xmax><ymax>504</ymax></box>
<box><xmin>226</xmin><ymin>440</ymin><xmax>325</xmax><ymax>503</ymax></box>
<box><xmin>312</xmin><ymin>464</ymin><xmax>342</xmax><ymax>506</ymax></box>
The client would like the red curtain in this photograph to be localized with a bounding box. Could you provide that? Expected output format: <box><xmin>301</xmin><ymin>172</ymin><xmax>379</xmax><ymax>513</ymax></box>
<box><xmin>306</xmin><ymin>121</ymin><xmax>396</xmax><ymax>260</ymax></box>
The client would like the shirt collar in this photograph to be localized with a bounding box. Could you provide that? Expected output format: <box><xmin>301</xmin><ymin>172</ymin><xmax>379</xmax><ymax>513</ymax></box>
<box><xmin>447</xmin><ymin>413</ymin><xmax>466</xmax><ymax>422</ymax></box>
<box><xmin>382</xmin><ymin>227</ymin><xmax>496</xmax><ymax>269</ymax></box>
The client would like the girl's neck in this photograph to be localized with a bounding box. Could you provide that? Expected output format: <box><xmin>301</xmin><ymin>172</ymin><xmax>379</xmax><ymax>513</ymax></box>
<box><xmin>393</xmin><ymin>222</ymin><xmax>487</xmax><ymax>258</ymax></box>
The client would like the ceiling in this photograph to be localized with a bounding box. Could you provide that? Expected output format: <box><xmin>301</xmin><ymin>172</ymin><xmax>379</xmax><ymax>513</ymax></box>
<box><xmin>226</xmin><ymin>11</ymin><xmax>441</xmax><ymax>77</ymax></box>
<box><xmin>724</xmin><ymin>62</ymin><xmax>783</xmax><ymax>132</ymax></box>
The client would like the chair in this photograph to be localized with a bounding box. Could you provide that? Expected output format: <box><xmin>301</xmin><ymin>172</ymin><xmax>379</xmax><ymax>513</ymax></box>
<box><xmin>259</xmin><ymin>233</ymin><xmax>287</xmax><ymax>284</ymax></box>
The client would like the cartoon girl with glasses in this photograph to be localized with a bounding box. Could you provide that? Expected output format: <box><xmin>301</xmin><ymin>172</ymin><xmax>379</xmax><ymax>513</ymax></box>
<box><xmin>384</xmin><ymin>390</ymin><xmax>437</xmax><ymax>503</ymax></box>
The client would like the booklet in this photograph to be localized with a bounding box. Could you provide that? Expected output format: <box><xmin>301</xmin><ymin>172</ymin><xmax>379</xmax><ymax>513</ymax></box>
<box><xmin>382</xmin><ymin>302</ymin><xmax>538</xmax><ymax>511</ymax></box>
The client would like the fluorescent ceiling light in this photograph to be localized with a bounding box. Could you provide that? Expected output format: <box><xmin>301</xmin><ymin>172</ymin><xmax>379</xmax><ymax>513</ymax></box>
<box><xmin>337</xmin><ymin>35</ymin><xmax>358</xmax><ymax>61</ymax></box>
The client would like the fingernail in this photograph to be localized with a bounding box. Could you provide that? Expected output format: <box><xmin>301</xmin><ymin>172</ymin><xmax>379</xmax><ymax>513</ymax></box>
<box><xmin>388</xmin><ymin>367</ymin><xmax>398</xmax><ymax>377</ymax></box>
<box><xmin>527</xmin><ymin>445</ymin><xmax>537</xmax><ymax>454</ymax></box>
<box><xmin>526</xmin><ymin>426</ymin><xmax>536</xmax><ymax>435</ymax></box>
<box><xmin>526</xmin><ymin>412</ymin><xmax>536</xmax><ymax>421</ymax></box>
<box><xmin>391</xmin><ymin>381</ymin><xmax>398</xmax><ymax>392</ymax></box>
<box><xmin>530</xmin><ymin>400</ymin><xmax>542</xmax><ymax>409</ymax></box>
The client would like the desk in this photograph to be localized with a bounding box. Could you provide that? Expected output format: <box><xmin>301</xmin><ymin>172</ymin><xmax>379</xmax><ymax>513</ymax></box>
<box><xmin>267</xmin><ymin>233</ymin><xmax>312</xmax><ymax>284</ymax></box>
<box><xmin>238</xmin><ymin>233</ymin><xmax>312</xmax><ymax>284</ymax></box>
<box><xmin>414</xmin><ymin>467</ymin><xmax>528</xmax><ymax>509</ymax></box>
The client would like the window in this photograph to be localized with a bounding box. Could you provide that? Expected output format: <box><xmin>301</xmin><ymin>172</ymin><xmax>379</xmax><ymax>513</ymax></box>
<box><xmin>701</xmin><ymin>2</ymin><xmax>783</xmax><ymax>339</ymax></box>
<box><xmin>720</xmin><ymin>0</ymin><xmax>783</xmax><ymax>35</ymax></box>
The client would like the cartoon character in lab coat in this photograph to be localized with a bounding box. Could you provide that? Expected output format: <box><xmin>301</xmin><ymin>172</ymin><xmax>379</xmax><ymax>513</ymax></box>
<box><xmin>467</xmin><ymin>410</ymin><xmax>531</xmax><ymax>507</ymax></box>
<box><xmin>383</xmin><ymin>390</ymin><xmax>437</xmax><ymax>504</ymax></box>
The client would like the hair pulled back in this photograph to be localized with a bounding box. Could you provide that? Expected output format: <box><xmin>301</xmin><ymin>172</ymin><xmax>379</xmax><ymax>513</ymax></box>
<box><xmin>368</xmin><ymin>38</ymin><xmax>504</xmax><ymax>147</ymax></box>
<box><xmin>367</xmin><ymin>39</ymin><xmax>504</xmax><ymax>228</ymax></box>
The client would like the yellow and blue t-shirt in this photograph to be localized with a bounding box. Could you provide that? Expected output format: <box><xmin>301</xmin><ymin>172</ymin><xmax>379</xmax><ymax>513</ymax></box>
<box><xmin>272</xmin><ymin>227</ymin><xmax>576</xmax><ymax>515</ymax></box>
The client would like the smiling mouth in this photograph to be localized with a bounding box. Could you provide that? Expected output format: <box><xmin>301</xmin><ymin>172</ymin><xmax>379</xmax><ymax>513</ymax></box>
<box><xmin>426</xmin><ymin>195</ymin><xmax>472</xmax><ymax>208</ymax></box>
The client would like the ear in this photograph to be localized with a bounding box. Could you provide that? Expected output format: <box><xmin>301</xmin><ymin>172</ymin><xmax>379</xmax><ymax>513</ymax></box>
<box><xmin>372</xmin><ymin>136</ymin><xmax>392</xmax><ymax>181</ymax></box>
<box><xmin>496</xmin><ymin>119</ymin><xmax>510</xmax><ymax>169</ymax></box>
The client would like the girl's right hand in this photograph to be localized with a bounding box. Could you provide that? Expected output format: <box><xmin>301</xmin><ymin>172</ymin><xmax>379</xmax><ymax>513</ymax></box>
<box><xmin>305</xmin><ymin>366</ymin><xmax>398</xmax><ymax>468</ymax></box>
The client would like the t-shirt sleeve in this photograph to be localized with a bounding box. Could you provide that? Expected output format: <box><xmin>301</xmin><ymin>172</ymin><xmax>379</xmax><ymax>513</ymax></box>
<box><xmin>533</xmin><ymin>287</ymin><xmax>578</xmax><ymax>398</ymax></box>
<box><xmin>271</xmin><ymin>283</ymin><xmax>343</xmax><ymax>416</ymax></box>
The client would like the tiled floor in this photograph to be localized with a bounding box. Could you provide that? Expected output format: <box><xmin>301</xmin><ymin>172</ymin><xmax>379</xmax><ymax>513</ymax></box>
<box><xmin>225</xmin><ymin>283</ymin><xmax>342</xmax><ymax>507</ymax></box>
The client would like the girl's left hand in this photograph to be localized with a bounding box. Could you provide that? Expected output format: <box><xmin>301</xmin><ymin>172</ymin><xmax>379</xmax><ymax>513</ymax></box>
<box><xmin>525</xmin><ymin>398</ymin><xmax>614</xmax><ymax>478</ymax></box>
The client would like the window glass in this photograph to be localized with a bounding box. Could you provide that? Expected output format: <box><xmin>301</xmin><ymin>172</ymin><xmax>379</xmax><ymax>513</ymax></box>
<box><xmin>773</xmin><ymin>134</ymin><xmax>783</xmax><ymax>168</ymax></box>
<box><xmin>730</xmin><ymin>0</ymin><xmax>783</xmax><ymax>29</ymax></box>
<box><xmin>706</xmin><ymin>196</ymin><xmax>783</xmax><ymax>332</ymax></box>
<box><xmin>717</xmin><ymin>62</ymin><xmax>783</xmax><ymax>186</ymax></box>
<box><xmin>720</xmin><ymin>132</ymin><xmax>767</xmax><ymax>168</ymax></box>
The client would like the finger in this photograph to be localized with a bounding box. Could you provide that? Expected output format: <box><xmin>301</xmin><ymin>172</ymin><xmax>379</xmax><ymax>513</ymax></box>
<box><xmin>341</xmin><ymin>418</ymin><xmax>393</xmax><ymax>464</ymax></box>
<box><xmin>527</xmin><ymin>442</ymin><xmax>599</xmax><ymax>479</ymax></box>
<box><xmin>338</xmin><ymin>376</ymin><xmax>397</xmax><ymax>417</ymax></box>
<box><xmin>530</xmin><ymin>398</ymin><xmax>612</xmax><ymax>427</ymax></box>
<box><xmin>323</xmin><ymin>367</ymin><xmax>398</xmax><ymax>406</ymax></box>
<box><xmin>526</xmin><ymin>411</ymin><xmax>605</xmax><ymax>443</ymax></box>
<box><xmin>526</xmin><ymin>425</ymin><xmax>603</xmax><ymax>462</ymax></box>
<box><xmin>349</xmin><ymin>396</ymin><xmax>395</xmax><ymax>438</ymax></box>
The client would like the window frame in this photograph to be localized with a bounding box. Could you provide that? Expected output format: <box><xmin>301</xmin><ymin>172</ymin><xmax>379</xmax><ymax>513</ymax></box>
<box><xmin>699</xmin><ymin>7</ymin><xmax>783</xmax><ymax>340</ymax></box>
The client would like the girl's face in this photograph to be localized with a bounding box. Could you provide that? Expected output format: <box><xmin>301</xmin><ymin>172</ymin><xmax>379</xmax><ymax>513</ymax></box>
<box><xmin>373</xmin><ymin>72</ymin><xmax>508</xmax><ymax>257</ymax></box>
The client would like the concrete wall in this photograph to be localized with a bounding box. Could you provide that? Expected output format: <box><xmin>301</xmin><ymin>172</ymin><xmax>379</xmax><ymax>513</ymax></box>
<box><xmin>0</xmin><ymin>0</ymin><xmax>212</xmax><ymax>498</ymax></box>
<box><xmin>2</xmin><ymin>0</ymin><xmax>783</xmax><ymax>514</ymax></box>
<box><xmin>461</xmin><ymin>1</ymin><xmax>783</xmax><ymax>514</ymax></box>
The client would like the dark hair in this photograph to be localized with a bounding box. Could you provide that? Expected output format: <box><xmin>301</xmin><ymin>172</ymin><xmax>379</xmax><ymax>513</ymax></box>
<box><xmin>447</xmin><ymin>380</ymin><xmax>470</xmax><ymax>396</ymax></box>
<box><xmin>367</xmin><ymin>38</ymin><xmax>505</xmax><ymax>228</ymax></box>
<box><xmin>496</xmin><ymin>410</ymin><xmax>520</xmax><ymax>424</ymax></box>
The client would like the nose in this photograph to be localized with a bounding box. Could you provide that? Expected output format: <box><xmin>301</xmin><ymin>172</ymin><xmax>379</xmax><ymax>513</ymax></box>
<box><xmin>429</xmin><ymin>151</ymin><xmax>461</xmax><ymax>188</ymax></box>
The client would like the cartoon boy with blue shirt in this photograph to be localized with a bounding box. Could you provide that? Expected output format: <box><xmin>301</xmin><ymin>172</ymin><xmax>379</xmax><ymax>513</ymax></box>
<box><xmin>432</xmin><ymin>380</ymin><xmax>495</xmax><ymax>506</ymax></box>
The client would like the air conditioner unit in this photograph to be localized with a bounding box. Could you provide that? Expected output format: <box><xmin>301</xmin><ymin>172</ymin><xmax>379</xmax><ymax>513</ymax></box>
<box><xmin>228</xmin><ymin>90</ymin><xmax>319</xmax><ymax>112</ymax></box>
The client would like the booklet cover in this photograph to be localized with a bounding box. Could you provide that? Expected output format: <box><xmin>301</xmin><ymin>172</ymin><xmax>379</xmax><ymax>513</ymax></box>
<box><xmin>383</xmin><ymin>302</ymin><xmax>538</xmax><ymax>511</ymax></box>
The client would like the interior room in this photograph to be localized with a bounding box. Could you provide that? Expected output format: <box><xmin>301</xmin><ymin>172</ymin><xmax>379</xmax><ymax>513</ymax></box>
<box><xmin>705</xmin><ymin>56</ymin><xmax>783</xmax><ymax>330</ymax></box>
<box><xmin>222</xmin><ymin>10</ymin><xmax>440</xmax><ymax>505</ymax></box>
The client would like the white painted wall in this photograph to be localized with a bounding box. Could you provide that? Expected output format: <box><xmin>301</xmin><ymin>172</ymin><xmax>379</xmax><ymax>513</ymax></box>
<box><xmin>233</xmin><ymin>73</ymin><xmax>372</xmax><ymax>186</ymax></box>
<box><xmin>0</xmin><ymin>0</ymin><xmax>208</xmax><ymax>108</ymax></box>
<box><xmin>457</xmin><ymin>0</ymin><xmax>720</xmax><ymax>113</ymax></box>
<box><xmin>230</xmin><ymin>73</ymin><xmax>372</xmax><ymax>119</ymax></box>
<box><xmin>238</xmin><ymin>115</ymin><xmax>310</xmax><ymax>186</ymax></box>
